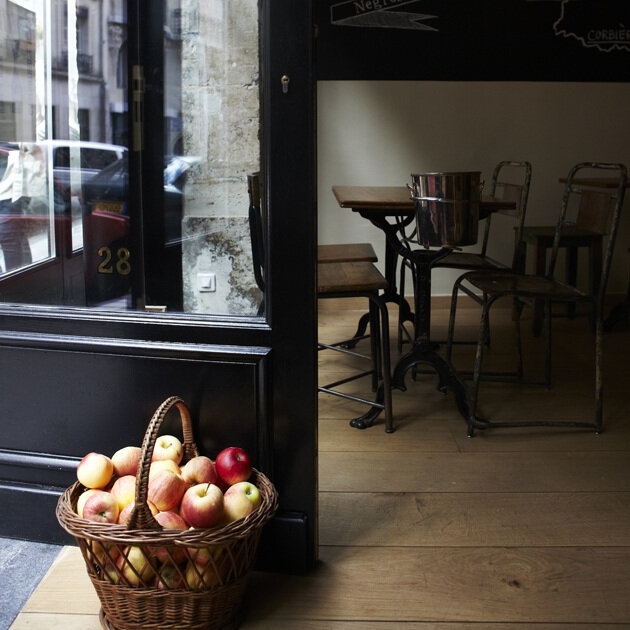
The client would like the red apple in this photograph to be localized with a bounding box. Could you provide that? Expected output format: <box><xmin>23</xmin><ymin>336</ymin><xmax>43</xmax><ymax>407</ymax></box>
<box><xmin>117</xmin><ymin>546</ymin><xmax>155</xmax><ymax>586</ymax></box>
<box><xmin>76</xmin><ymin>488</ymin><xmax>99</xmax><ymax>517</ymax></box>
<box><xmin>180</xmin><ymin>483</ymin><xmax>224</xmax><ymax>528</ymax></box>
<box><xmin>110</xmin><ymin>475</ymin><xmax>136</xmax><ymax>511</ymax></box>
<box><xmin>81</xmin><ymin>490</ymin><xmax>119</xmax><ymax>523</ymax></box>
<box><xmin>147</xmin><ymin>469</ymin><xmax>189</xmax><ymax>512</ymax></box>
<box><xmin>215</xmin><ymin>447</ymin><xmax>252</xmax><ymax>485</ymax></box>
<box><xmin>180</xmin><ymin>456</ymin><xmax>217</xmax><ymax>485</ymax></box>
<box><xmin>151</xmin><ymin>511</ymin><xmax>189</xmax><ymax>563</ymax></box>
<box><xmin>111</xmin><ymin>446</ymin><xmax>141</xmax><ymax>477</ymax></box>
<box><xmin>77</xmin><ymin>452</ymin><xmax>114</xmax><ymax>489</ymax></box>
<box><xmin>223</xmin><ymin>481</ymin><xmax>261</xmax><ymax>523</ymax></box>
<box><xmin>152</xmin><ymin>435</ymin><xmax>184</xmax><ymax>465</ymax></box>
<box><xmin>118</xmin><ymin>500</ymin><xmax>159</xmax><ymax>526</ymax></box>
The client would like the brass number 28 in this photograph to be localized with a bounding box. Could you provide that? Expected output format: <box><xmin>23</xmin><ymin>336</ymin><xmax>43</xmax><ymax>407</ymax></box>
<box><xmin>97</xmin><ymin>246</ymin><xmax>131</xmax><ymax>276</ymax></box>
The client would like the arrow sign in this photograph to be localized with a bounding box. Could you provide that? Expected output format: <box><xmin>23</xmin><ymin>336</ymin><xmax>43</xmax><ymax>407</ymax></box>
<box><xmin>331</xmin><ymin>0</ymin><xmax>438</xmax><ymax>31</ymax></box>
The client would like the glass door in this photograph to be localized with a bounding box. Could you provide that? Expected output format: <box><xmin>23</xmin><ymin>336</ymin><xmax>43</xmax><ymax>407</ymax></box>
<box><xmin>135</xmin><ymin>0</ymin><xmax>263</xmax><ymax>314</ymax></box>
<box><xmin>0</xmin><ymin>0</ymin><xmax>128</xmax><ymax>305</ymax></box>
<box><xmin>0</xmin><ymin>0</ymin><xmax>264</xmax><ymax>318</ymax></box>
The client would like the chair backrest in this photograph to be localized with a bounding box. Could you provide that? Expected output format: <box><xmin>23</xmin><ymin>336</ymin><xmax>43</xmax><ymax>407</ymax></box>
<box><xmin>547</xmin><ymin>162</ymin><xmax>627</xmax><ymax>303</ymax></box>
<box><xmin>247</xmin><ymin>172</ymin><xmax>265</xmax><ymax>297</ymax></box>
<box><xmin>481</xmin><ymin>160</ymin><xmax>532</xmax><ymax>269</ymax></box>
<box><xmin>576</xmin><ymin>189</ymin><xmax>613</xmax><ymax>234</ymax></box>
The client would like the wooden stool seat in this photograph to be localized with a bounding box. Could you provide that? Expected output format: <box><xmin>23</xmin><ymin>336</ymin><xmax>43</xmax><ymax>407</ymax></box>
<box><xmin>318</xmin><ymin>260</ymin><xmax>388</xmax><ymax>294</ymax></box>
<box><xmin>317</xmin><ymin>243</ymin><xmax>377</xmax><ymax>264</ymax></box>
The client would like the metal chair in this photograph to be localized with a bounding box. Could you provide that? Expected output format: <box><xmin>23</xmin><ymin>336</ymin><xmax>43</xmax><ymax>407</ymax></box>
<box><xmin>520</xmin><ymin>178</ymin><xmax>622</xmax><ymax>335</ymax></box>
<box><xmin>398</xmin><ymin>160</ymin><xmax>532</xmax><ymax>351</ymax></box>
<box><xmin>446</xmin><ymin>162</ymin><xmax>627</xmax><ymax>435</ymax></box>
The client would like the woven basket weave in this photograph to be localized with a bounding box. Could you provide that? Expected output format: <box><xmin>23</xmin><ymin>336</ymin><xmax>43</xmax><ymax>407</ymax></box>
<box><xmin>56</xmin><ymin>395</ymin><xmax>279</xmax><ymax>630</ymax></box>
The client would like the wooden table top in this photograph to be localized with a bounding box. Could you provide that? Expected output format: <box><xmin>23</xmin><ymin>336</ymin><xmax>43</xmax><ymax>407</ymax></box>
<box><xmin>332</xmin><ymin>185</ymin><xmax>516</xmax><ymax>214</ymax></box>
<box><xmin>332</xmin><ymin>185</ymin><xmax>413</xmax><ymax>209</ymax></box>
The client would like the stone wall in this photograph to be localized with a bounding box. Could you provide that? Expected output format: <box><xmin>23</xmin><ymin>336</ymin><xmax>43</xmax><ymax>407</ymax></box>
<box><xmin>180</xmin><ymin>0</ymin><xmax>260</xmax><ymax>315</ymax></box>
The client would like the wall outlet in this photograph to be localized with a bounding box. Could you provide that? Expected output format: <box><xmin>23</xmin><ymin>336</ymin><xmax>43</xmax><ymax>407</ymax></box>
<box><xmin>198</xmin><ymin>272</ymin><xmax>216</xmax><ymax>292</ymax></box>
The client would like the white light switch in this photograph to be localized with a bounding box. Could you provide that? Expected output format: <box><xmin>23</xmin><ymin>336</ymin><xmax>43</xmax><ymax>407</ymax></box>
<box><xmin>198</xmin><ymin>272</ymin><xmax>216</xmax><ymax>292</ymax></box>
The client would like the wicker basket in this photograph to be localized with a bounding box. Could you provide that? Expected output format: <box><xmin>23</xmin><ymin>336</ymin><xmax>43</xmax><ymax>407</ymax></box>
<box><xmin>56</xmin><ymin>395</ymin><xmax>279</xmax><ymax>630</ymax></box>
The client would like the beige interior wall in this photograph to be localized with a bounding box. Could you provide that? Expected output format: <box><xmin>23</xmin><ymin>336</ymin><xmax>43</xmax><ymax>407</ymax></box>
<box><xmin>317</xmin><ymin>81</ymin><xmax>630</xmax><ymax>296</ymax></box>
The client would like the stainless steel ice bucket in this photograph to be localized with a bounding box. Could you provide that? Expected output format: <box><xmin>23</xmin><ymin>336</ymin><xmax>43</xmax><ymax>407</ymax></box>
<box><xmin>409</xmin><ymin>171</ymin><xmax>481</xmax><ymax>247</ymax></box>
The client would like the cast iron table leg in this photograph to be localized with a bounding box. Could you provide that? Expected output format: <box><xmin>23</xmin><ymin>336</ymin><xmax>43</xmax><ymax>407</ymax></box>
<box><xmin>396</xmin><ymin>248</ymin><xmax>488</xmax><ymax>436</ymax></box>
<box><xmin>392</xmin><ymin>340</ymin><xmax>488</xmax><ymax>436</ymax></box>
<box><xmin>349</xmin><ymin>242</ymin><xmax>488</xmax><ymax>436</ymax></box>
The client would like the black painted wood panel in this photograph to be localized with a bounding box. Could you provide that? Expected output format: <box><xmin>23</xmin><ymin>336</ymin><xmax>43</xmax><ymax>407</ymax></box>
<box><xmin>0</xmin><ymin>335</ymin><xmax>270</xmax><ymax>545</ymax></box>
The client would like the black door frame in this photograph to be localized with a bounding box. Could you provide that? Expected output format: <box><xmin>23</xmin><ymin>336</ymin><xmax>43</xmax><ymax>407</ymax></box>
<box><xmin>0</xmin><ymin>0</ymin><xmax>317</xmax><ymax>573</ymax></box>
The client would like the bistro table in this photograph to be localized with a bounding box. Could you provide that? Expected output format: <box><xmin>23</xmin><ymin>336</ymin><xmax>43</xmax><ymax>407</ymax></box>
<box><xmin>332</xmin><ymin>187</ymin><xmax>416</xmax><ymax>342</ymax></box>
<box><xmin>332</xmin><ymin>185</ymin><xmax>516</xmax><ymax>435</ymax></box>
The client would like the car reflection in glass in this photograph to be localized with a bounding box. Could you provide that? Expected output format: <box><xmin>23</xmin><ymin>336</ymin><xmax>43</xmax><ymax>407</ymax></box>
<box><xmin>0</xmin><ymin>140</ymin><xmax>126</xmax><ymax>274</ymax></box>
<box><xmin>81</xmin><ymin>154</ymin><xmax>198</xmax><ymax>307</ymax></box>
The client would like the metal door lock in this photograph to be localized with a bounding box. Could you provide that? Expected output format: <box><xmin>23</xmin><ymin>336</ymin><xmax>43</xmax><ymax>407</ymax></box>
<box><xmin>281</xmin><ymin>75</ymin><xmax>290</xmax><ymax>93</ymax></box>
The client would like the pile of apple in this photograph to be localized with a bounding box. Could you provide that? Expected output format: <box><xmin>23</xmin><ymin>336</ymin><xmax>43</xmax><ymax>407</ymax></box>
<box><xmin>74</xmin><ymin>436</ymin><xmax>261</xmax><ymax>589</ymax></box>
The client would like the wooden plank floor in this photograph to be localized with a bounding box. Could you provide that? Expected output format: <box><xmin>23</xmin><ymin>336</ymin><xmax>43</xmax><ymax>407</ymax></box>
<box><xmin>11</xmin><ymin>298</ymin><xmax>630</xmax><ymax>629</ymax></box>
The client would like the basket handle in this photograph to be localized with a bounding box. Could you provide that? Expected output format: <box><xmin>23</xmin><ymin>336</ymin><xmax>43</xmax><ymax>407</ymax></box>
<box><xmin>127</xmin><ymin>396</ymin><xmax>199</xmax><ymax>530</ymax></box>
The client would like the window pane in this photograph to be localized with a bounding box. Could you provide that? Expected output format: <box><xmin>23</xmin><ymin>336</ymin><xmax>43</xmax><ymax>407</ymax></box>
<box><xmin>162</xmin><ymin>0</ymin><xmax>262</xmax><ymax>315</ymax></box>
<box><xmin>0</xmin><ymin>0</ymin><xmax>261</xmax><ymax>315</ymax></box>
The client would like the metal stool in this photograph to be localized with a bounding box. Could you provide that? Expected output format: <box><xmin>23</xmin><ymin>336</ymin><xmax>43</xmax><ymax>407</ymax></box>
<box><xmin>318</xmin><ymin>261</ymin><xmax>394</xmax><ymax>432</ymax></box>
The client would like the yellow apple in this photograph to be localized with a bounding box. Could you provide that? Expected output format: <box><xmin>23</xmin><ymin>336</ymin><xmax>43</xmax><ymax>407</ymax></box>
<box><xmin>110</xmin><ymin>474</ymin><xmax>136</xmax><ymax>511</ymax></box>
<box><xmin>117</xmin><ymin>546</ymin><xmax>155</xmax><ymax>587</ymax></box>
<box><xmin>151</xmin><ymin>435</ymin><xmax>183</xmax><ymax>465</ymax></box>
<box><xmin>111</xmin><ymin>446</ymin><xmax>142</xmax><ymax>477</ymax></box>
<box><xmin>223</xmin><ymin>481</ymin><xmax>261</xmax><ymax>523</ymax></box>
<box><xmin>76</xmin><ymin>452</ymin><xmax>114</xmax><ymax>489</ymax></box>
<box><xmin>149</xmin><ymin>459</ymin><xmax>181</xmax><ymax>479</ymax></box>
<box><xmin>184</xmin><ymin>560</ymin><xmax>220</xmax><ymax>590</ymax></box>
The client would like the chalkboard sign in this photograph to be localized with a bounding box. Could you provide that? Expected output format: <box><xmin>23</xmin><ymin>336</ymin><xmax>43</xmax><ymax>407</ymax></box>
<box><xmin>316</xmin><ymin>0</ymin><xmax>630</xmax><ymax>81</ymax></box>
